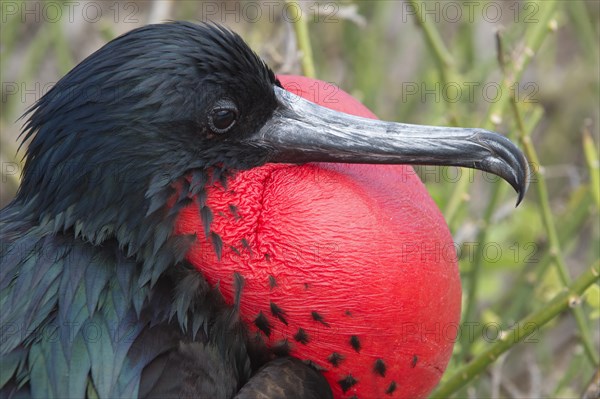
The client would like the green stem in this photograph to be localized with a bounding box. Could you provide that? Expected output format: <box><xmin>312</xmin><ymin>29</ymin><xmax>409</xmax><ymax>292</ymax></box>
<box><xmin>445</xmin><ymin>0</ymin><xmax>558</xmax><ymax>224</ymax></box>
<box><xmin>458</xmin><ymin>182</ymin><xmax>505</xmax><ymax>359</ymax></box>
<box><xmin>583</xmin><ymin>127</ymin><xmax>600</xmax><ymax>210</ymax></box>
<box><xmin>460</xmin><ymin>106</ymin><xmax>542</xmax><ymax>342</ymax></box>
<box><xmin>510</xmin><ymin>93</ymin><xmax>600</xmax><ymax>366</ymax></box>
<box><xmin>431</xmin><ymin>261</ymin><xmax>600</xmax><ymax>398</ymax></box>
<box><xmin>284</xmin><ymin>1</ymin><xmax>316</xmax><ymax>78</ymax></box>
<box><xmin>406</xmin><ymin>0</ymin><xmax>454</xmax><ymax>72</ymax></box>
<box><xmin>567</xmin><ymin>1</ymin><xmax>600</xmax><ymax>63</ymax></box>
<box><xmin>457</xmin><ymin>3</ymin><xmax>559</xmax><ymax>361</ymax></box>
<box><xmin>504</xmin><ymin>187</ymin><xmax>593</xmax><ymax>317</ymax></box>
<box><xmin>462</xmin><ymin>185</ymin><xmax>594</xmax><ymax>355</ymax></box>
<box><xmin>406</xmin><ymin>0</ymin><xmax>460</xmax><ymax>126</ymax></box>
<box><xmin>458</xmin><ymin>30</ymin><xmax>538</xmax><ymax>362</ymax></box>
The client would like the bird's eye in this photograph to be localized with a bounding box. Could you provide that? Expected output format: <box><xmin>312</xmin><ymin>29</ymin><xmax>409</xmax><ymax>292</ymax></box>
<box><xmin>208</xmin><ymin>101</ymin><xmax>238</xmax><ymax>134</ymax></box>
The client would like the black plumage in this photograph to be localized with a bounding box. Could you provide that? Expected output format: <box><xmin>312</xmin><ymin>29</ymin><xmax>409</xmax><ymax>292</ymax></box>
<box><xmin>0</xmin><ymin>22</ymin><xmax>330</xmax><ymax>399</ymax></box>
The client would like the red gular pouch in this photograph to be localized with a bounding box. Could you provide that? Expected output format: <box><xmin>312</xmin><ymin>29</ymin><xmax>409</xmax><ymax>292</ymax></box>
<box><xmin>174</xmin><ymin>75</ymin><xmax>461</xmax><ymax>399</ymax></box>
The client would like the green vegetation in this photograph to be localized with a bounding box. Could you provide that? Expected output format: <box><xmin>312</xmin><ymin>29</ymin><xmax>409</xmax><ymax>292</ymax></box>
<box><xmin>1</xmin><ymin>1</ymin><xmax>598</xmax><ymax>397</ymax></box>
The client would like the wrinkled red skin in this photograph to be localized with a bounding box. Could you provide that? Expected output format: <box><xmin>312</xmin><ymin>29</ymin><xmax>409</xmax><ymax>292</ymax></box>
<box><xmin>174</xmin><ymin>75</ymin><xmax>461</xmax><ymax>399</ymax></box>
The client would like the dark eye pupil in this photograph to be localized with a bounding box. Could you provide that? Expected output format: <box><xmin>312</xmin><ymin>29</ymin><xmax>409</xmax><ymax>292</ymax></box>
<box><xmin>209</xmin><ymin>99</ymin><xmax>238</xmax><ymax>134</ymax></box>
<box><xmin>212</xmin><ymin>109</ymin><xmax>235</xmax><ymax>130</ymax></box>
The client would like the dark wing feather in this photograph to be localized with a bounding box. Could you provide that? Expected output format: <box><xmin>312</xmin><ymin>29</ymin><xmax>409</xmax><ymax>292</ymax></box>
<box><xmin>1</xmin><ymin>209</ymin><xmax>331</xmax><ymax>399</ymax></box>
<box><xmin>0</xmin><ymin>207</ymin><xmax>259</xmax><ymax>399</ymax></box>
<box><xmin>0</xmin><ymin>213</ymin><xmax>160</xmax><ymax>398</ymax></box>
<box><xmin>139</xmin><ymin>339</ymin><xmax>241</xmax><ymax>399</ymax></box>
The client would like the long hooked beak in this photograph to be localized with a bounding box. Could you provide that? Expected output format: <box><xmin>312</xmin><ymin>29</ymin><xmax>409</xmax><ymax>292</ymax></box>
<box><xmin>251</xmin><ymin>86</ymin><xmax>529</xmax><ymax>205</ymax></box>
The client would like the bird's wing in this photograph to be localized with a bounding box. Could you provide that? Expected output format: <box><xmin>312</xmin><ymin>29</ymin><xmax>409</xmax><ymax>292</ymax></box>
<box><xmin>0</xmin><ymin>218</ymin><xmax>164</xmax><ymax>398</ymax></box>
<box><xmin>0</xmin><ymin>211</ymin><xmax>249</xmax><ymax>398</ymax></box>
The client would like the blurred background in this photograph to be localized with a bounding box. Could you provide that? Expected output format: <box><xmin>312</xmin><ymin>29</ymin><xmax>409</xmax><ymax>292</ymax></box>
<box><xmin>1</xmin><ymin>1</ymin><xmax>598</xmax><ymax>398</ymax></box>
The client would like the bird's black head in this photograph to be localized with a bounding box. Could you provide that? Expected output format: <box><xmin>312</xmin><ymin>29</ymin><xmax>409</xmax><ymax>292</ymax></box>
<box><xmin>13</xmin><ymin>21</ymin><xmax>528</xmax><ymax>259</ymax></box>
<box><xmin>16</xmin><ymin>22</ymin><xmax>282</xmax><ymax>250</ymax></box>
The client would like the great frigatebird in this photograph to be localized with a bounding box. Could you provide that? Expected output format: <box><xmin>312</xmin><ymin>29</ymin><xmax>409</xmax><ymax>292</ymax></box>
<box><xmin>0</xmin><ymin>22</ymin><xmax>528</xmax><ymax>398</ymax></box>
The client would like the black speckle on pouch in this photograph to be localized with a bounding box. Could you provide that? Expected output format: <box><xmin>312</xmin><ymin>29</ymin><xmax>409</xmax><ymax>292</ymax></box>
<box><xmin>374</xmin><ymin>358</ymin><xmax>386</xmax><ymax>377</ymax></box>
<box><xmin>411</xmin><ymin>354</ymin><xmax>418</xmax><ymax>368</ymax></box>
<box><xmin>327</xmin><ymin>352</ymin><xmax>344</xmax><ymax>367</ymax></box>
<box><xmin>338</xmin><ymin>374</ymin><xmax>358</xmax><ymax>393</ymax></box>
<box><xmin>350</xmin><ymin>335</ymin><xmax>361</xmax><ymax>352</ymax></box>
<box><xmin>311</xmin><ymin>311</ymin><xmax>330</xmax><ymax>327</ymax></box>
<box><xmin>294</xmin><ymin>328</ymin><xmax>310</xmax><ymax>344</ymax></box>
<box><xmin>270</xmin><ymin>301</ymin><xmax>288</xmax><ymax>325</ymax></box>
<box><xmin>386</xmin><ymin>381</ymin><xmax>397</xmax><ymax>395</ymax></box>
